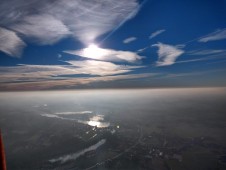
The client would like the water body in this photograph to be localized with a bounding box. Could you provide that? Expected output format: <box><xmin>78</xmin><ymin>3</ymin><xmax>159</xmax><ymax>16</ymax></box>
<box><xmin>49</xmin><ymin>139</ymin><xmax>106</xmax><ymax>164</ymax></box>
<box><xmin>41</xmin><ymin>112</ymin><xmax>110</xmax><ymax>128</ymax></box>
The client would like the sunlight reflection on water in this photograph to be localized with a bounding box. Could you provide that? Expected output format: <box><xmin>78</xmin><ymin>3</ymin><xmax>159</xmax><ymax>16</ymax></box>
<box><xmin>87</xmin><ymin>115</ymin><xmax>110</xmax><ymax>128</ymax></box>
<box><xmin>41</xmin><ymin>112</ymin><xmax>110</xmax><ymax>128</ymax></box>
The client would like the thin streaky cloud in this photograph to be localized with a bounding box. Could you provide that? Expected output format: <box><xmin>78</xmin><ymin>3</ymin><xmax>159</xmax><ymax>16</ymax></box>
<box><xmin>137</xmin><ymin>47</ymin><xmax>148</xmax><ymax>53</ymax></box>
<box><xmin>163</xmin><ymin>69</ymin><xmax>226</xmax><ymax>78</ymax></box>
<box><xmin>168</xmin><ymin>29</ymin><xmax>226</xmax><ymax>46</ymax></box>
<box><xmin>149</xmin><ymin>29</ymin><xmax>165</xmax><ymax>39</ymax></box>
<box><xmin>0</xmin><ymin>61</ymin><xmax>145</xmax><ymax>83</ymax></box>
<box><xmin>175</xmin><ymin>54</ymin><xmax>226</xmax><ymax>64</ymax></box>
<box><xmin>0</xmin><ymin>73</ymin><xmax>156</xmax><ymax>91</ymax></box>
<box><xmin>151</xmin><ymin>69</ymin><xmax>226</xmax><ymax>80</ymax></box>
<box><xmin>187</xmin><ymin>49</ymin><xmax>226</xmax><ymax>56</ymax></box>
<box><xmin>99</xmin><ymin>0</ymin><xmax>148</xmax><ymax>44</ymax></box>
<box><xmin>175</xmin><ymin>58</ymin><xmax>216</xmax><ymax>64</ymax></box>
<box><xmin>123</xmin><ymin>37</ymin><xmax>137</xmax><ymax>44</ymax></box>
<box><xmin>199</xmin><ymin>28</ymin><xmax>226</xmax><ymax>42</ymax></box>
<box><xmin>65</xmin><ymin>60</ymin><xmax>142</xmax><ymax>76</ymax></box>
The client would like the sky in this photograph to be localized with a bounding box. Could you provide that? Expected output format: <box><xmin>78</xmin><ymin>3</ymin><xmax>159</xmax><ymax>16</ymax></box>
<box><xmin>0</xmin><ymin>0</ymin><xmax>226</xmax><ymax>91</ymax></box>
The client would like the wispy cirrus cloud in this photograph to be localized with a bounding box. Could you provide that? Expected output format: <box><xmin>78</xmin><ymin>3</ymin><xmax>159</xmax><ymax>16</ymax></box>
<box><xmin>123</xmin><ymin>37</ymin><xmax>137</xmax><ymax>44</ymax></box>
<box><xmin>46</xmin><ymin>0</ymin><xmax>140</xmax><ymax>45</ymax></box>
<box><xmin>0</xmin><ymin>64</ymin><xmax>73</xmax><ymax>83</ymax></box>
<box><xmin>174</xmin><ymin>53</ymin><xmax>226</xmax><ymax>64</ymax></box>
<box><xmin>65</xmin><ymin>60</ymin><xmax>144</xmax><ymax>76</ymax></box>
<box><xmin>0</xmin><ymin>27</ymin><xmax>26</xmax><ymax>57</ymax></box>
<box><xmin>152</xmin><ymin>43</ymin><xmax>184</xmax><ymax>66</ymax></box>
<box><xmin>64</xmin><ymin>47</ymin><xmax>144</xmax><ymax>63</ymax></box>
<box><xmin>0</xmin><ymin>0</ymin><xmax>140</xmax><ymax>57</ymax></box>
<box><xmin>137</xmin><ymin>47</ymin><xmax>148</xmax><ymax>53</ymax></box>
<box><xmin>199</xmin><ymin>28</ymin><xmax>226</xmax><ymax>42</ymax></box>
<box><xmin>187</xmin><ymin>49</ymin><xmax>226</xmax><ymax>56</ymax></box>
<box><xmin>11</xmin><ymin>14</ymin><xmax>71</xmax><ymax>45</ymax></box>
<box><xmin>149</xmin><ymin>29</ymin><xmax>165</xmax><ymax>39</ymax></box>
<box><xmin>0</xmin><ymin>71</ymin><xmax>155</xmax><ymax>91</ymax></box>
<box><xmin>162</xmin><ymin>69</ymin><xmax>226</xmax><ymax>78</ymax></box>
<box><xmin>0</xmin><ymin>60</ymin><xmax>145</xmax><ymax>84</ymax></box>
<box><xmin>174</xmin><ymin>49</ymin><xmax>226</xmax><ymax>65</ymax></box>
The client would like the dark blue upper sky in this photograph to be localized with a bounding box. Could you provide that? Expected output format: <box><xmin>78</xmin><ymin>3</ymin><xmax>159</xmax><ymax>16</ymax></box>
<box><xmin>0</xmin><ymin>0</ymin><xmax>226</xmax><ymax>90</ymax></box>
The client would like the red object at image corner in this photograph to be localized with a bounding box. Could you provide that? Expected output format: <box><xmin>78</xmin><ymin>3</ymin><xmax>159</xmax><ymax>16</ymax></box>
<box><xmin>0</xmin><ymin>130</ymin><xmax>7</xmax><ymax>170</ymax></box>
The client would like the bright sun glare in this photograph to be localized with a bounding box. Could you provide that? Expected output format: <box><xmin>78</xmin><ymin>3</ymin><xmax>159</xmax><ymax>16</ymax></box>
<box><xmin>83</xmin><ymin>44</ymin><xmax>106</xmax><ymax>59</ymax></box>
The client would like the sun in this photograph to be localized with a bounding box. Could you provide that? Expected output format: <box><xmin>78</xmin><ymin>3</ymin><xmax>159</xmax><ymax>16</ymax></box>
<box><xmin>83</xmin><ymin>44</ymin><xmax>106</xmax><ymax>59</ymax></box>
<box><xmin>83</xmin><ymin>44</ymin><xmax>99</xmax><ymax>57</ymax></box>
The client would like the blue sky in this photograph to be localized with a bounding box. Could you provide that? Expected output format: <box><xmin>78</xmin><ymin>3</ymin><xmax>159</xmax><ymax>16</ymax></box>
<box><xmin>0</xmin><ymin>0</ymin><xmax>226</xmax><ymax>90</ymax></box>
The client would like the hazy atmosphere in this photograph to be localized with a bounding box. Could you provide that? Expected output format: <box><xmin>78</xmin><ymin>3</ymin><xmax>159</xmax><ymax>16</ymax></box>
<box><xmin>1</xmin><ymin>88</ymin><xmax>226</xmax><ymax>169</ymax></box>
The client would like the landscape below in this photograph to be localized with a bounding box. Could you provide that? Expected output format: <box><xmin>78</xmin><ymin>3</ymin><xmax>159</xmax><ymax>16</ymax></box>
<box><xmin>0</xmin><ymin>88</ymin><xmax>226</xmax><ymax>170</ymax></box>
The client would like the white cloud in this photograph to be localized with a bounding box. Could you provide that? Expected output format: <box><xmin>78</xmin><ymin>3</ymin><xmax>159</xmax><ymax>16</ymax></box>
<box><xmin>0</xmin><ymin>64</ymin><xmax>74</xmax><ymax>83</ymax></box>
<box><xmin>199</xmin><ymin>28</ymin><xmax>226</xmax><ymax>42</ymax></box>
<box><xmin>123</xmin><ymin>37</ymin><xmax>137</xmax><ymax>44</ymax></box>
<box><xmin>0</xmin><ymin>60</ymin><xmax>145</xmax><ymax>84</ymax></box>
<box><xmin>149</xmin><ymin>29</ymin><xmax>165</xmax><ymax>39</ymax></box>
<box><xmin>153</xmin><ymin>43</ymin><xmax>184</xmax><ymax>66</ymax></box>
<box><xmin>11</xmin><ymin>14</ymin><xmax>71</xmax><ymax>45</ymax></box>
<box><xmin>174</xmin><ymin>54</ymin><xmax>226</xmax><ymax>64</ymax></box>
<box><xmin>0</xmin><ymin>71</ymin><xmax>155</xmax><ymax>91</ymax></box>
<box><xmin>64</xmin><ymin>47</ymin><xmax>144</xmax><ymax>63</ymax></box>
<box><xmin>1</xmin><ymin>0</ymin><xmax>140</xmax><ymax>48</ymax></box>
<box><xmin>137</xmin><ymin>47</ymin><xmax>148</xmax><ymax>53</ymax></box>
<box><xmin>66</xmin><ymin>60</ymin><xmax>143</xmax><ymax>76</ymax></box>
<box><xmin>174</xmin><ymin>57</ymin><xmax>214</xmax><ymax>64</ymax></box>
<box><xmin>188</xmin><ymin>49</ymin><xmax>226</xmax><ymax>55</ymax></box>
<box><xmin>48</xmin><ymin>0</ymin><xmax>140</xmax><ymax>45</ymax></box>
<box><xmin>0</xmin><ymin>27</ymin><xmax>26</xmax><ymax>57</ymax></box>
